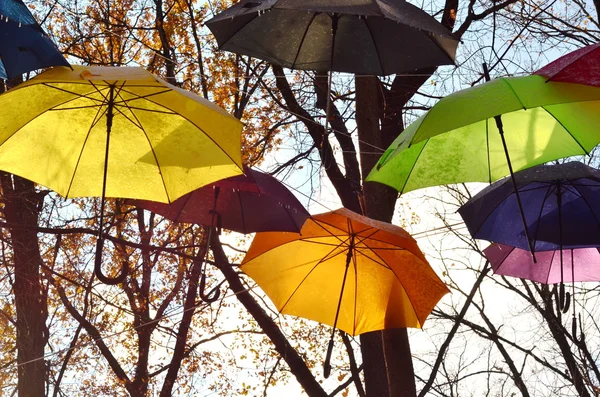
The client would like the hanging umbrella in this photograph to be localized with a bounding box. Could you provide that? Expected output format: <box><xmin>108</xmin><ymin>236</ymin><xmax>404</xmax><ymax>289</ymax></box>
<box><xmin>366</xmin><ymin>76</ymin><xmax>600</xmax><ymax>194</ymax></box>
<box><xmin>241</xmin><ymin>207</ymin><xmax>449</xmax><ymax>376</ymax></box>
<box><xmin>458</xmin><ymin>162</ymin><xmax>600</xmax><ymax>251</ymax></box>
<box><xmin>205</xmin><ymin>0</ymin><xmax>459</xmax><ymax>136</ymax></box>
<box><xmin>0</xmin><ymin>0</ymin><xmax>70</xmax><ymax>79</ymax></box>
<box><xmin>459</xmin><ymin>161</ymin><xmax>600</xmax><ymax>319</ymax></box>
<box><xmin>366</xmin><ymin>74</ymin><xmax>600</xmax><ymax>257</ymax></box>
<box><xmin>0</xmin><ymin>65</ymin><xmax>244</xmax><ymax>283</ymax></box>
<box><xmin>204</xmin><ymin>0</ymin><xmax>458</xmax><ymax>75</ymax></box>
<box><xmin>485</xmin><ymin>242</ymin><xmax>597</xmax><ymax>342</ymax></box>
<box><xmin>127</xmin><ymin>166</ymin><xmax>310</xmax><ymax>302</ymax></box>
<box><xmin>484</xmin><ymin>243</ymin><xmax>600</xmax><ymax>285</ymax></box>
<box><xmin>535</xmin><ymin>43</ymin><xmax>600</xmax><ymax>86</ymax></box>
<box><xmin>126</xmin><ymin>166</ymin><xmax>309</xmax><ymax>234</ymax></box>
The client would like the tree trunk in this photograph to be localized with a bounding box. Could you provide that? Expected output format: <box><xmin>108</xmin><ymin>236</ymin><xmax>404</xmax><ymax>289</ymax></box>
<box><xmin>2</xmin><ymin>174</ymin><xmax>47</xmax><ymax>397</ymax></box>
<box><xmin>356</xmin><ymin>76</ymin><xmax>417</xmax><ymax>397</ymax></box>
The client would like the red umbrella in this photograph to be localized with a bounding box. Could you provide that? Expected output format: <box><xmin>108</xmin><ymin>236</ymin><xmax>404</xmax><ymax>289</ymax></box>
<box><xmin>127</xmin><ymin>167</ymin><xmax>309</xmax><ymax>234</ymax></box>
<box><xmin>535</xmin><ymin>43</ymin><xmax>600</xmax><ymax>86</ymax></box>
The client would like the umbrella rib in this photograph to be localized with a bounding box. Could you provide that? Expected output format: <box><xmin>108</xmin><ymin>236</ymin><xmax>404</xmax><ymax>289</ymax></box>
<box><xmin>48</xmin><ymin>104</ymin><xmax>108</xmax><ymax>111</ymax></box>
<box><xmin>111</xmin><ymin>104</ymin><xmax>144</xmax><ymax>131</ymax></box>
<box><xmin>113</xmin><ymin>87</ymin><xmax>174</xmax><ymax>106</ymax></box>
<box><xmin>141</xmin><ymin>96</ymin><xmax>242</xmax><ymax>174</ymax></box>
<box><xmin>213</xmin><ymin>9</ymin><xmax>261</xmax><ymax>49</ymax></box>
<box><xmin>115</xmin><ymin>106</ymin><xmax>176</xmax><ymax>115</ymax></box>
<box><xmin>359</xmin><ymin>247</ymin><xmax>423</xmax><ymax>324</ymax></box>
<box><xmin>172</xmin><ymin>191</ymin><xmax>195</xmax><ymax>223</ymax></box>
<box><xmin>541</xmin><ymin>106</ymin><xmax>589</xmax><ymax>155</ymax></box>
<box><xmin>530</xmin><ymin>185</ymin><xmax>556</xmax><ymax>250</ymax></box>
<box><xmin>486</xmin><ymin>119</ymin><xmax>491</xmax><ymax>182</ymax></box>
<box><xmin>112</xmin><ymin>89</ymin><xmax>146</xmax><ymax>131</ymax></box>
<box><xmin>424</xmin><ymin>32</ymin><xmax>456</xmax><ymax>67</ymax></box>
<box><xmin>236</xmin><ymin>188</ymin><xmax>247</xmax><ymax>234</ymax></box>
<box><xmin>498</xmin><ymin>78</ymin><xmax>526</xmax><ymax>110</ymax></box>
<box><xmin>294</xmin><ymin>238</ymin><xmax>350</xmax><ymax>248</ymax></box>
<box><xmin>41</xmin><ymin>83</ymin><xmax>108</xmax><ymax>102</ymax></box>
<box><xmin>463</xmin><ymin>183</ymin><xmax>543</xmax><ymax>241</ymax></box>
<box><xmin>281</xmin><ymin>202</ymin><xmax>304</xmax><ymax>233</ymax></box>
<box><xmin>65</xmin><ymin>81</ymin><xmax>126</xmax><ymax>198</ymax></box>
<box><xmin>0</xmin><ymin>92</ymin><xmax>98</xmax><ymax>152</ymax></box>
<box><xmin>111</xmin><ymin>82</ymin><xmax>139</xmax><ymax>127</ymax></box>
<box><xmin>566</xmin><ymin>180</ymin><xmax>600</xmax><ymax>230</ymax></box>
<box><xmin>355</xmin><ymin>245</ymin><xmax>407</xmax><ymax>252</ymax></box>
<box><xmin>278</xmin><ymin>238</ymin><xmax>350</xmax><ymax>313</ymax></box>
<box><xmin>362</xmin><ymin>18</ymin><xmax>385</xmax><ymax>75</ymax></box>
<box><xmin>311</xmin><ymin>219</ymin><xmax>353</xmax><ymax>245</ymax></box>
<box><xmin>291</xmin><ymin>12</ymin><xmax>318</xmax><ymax>68</ymax></box>
<box><xmin>114</xmin><ymin>88</ymin><xmax>171</xmax><ymax>203</ymax></box>
<box><xmin>400</xmin><ymin>139</ymin><xmax>429</xmax><ymax>193</ymax></box>
<box><xmin>65</xmin><ymin>100</ymin><xmax>110</xmax><ymax>198</ymax></box>
<box><xmin>545</xmin><ymin>249</ymin><xmax>557</xmax><ymax>284</ymax></box>
<box><xmin>353</xmin><ymin>249</ymin><xmax>392</xmax><ymax>271</ymax></box>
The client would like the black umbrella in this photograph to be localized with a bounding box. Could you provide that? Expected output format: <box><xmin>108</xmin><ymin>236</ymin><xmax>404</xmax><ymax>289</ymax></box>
<box><xmin>205</xmin><ymin>0</ymin><xmax>458</xmax><ymax>75</ymax></box>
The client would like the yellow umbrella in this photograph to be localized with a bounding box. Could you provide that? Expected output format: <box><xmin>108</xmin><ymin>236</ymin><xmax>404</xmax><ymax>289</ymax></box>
<box><xmin>0</xmin><ymin>65</ymin><xmax>243</xmax><ymax>283</ymax></box>
<box><xmin>241</xmin><ymin>208</ymin><xmax>449</xmax><ymax>376</ymax></box>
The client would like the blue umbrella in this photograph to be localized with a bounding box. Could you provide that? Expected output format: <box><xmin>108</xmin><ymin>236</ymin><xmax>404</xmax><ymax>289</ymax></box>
<box><xmin>458</xmin><ymin>161</ymin><xmax>600</xmax><ymax>251</ymax></box>
<box><xmin>0</xmin><ymin>0</ymin><xmax>69</xmax><ymax>79</ymax></box>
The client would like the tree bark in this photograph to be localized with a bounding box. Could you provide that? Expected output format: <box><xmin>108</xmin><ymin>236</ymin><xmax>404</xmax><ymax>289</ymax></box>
<box><xmin>160</xmin><ymin>259</ymin><xmax>203</xmax><ymax>397</ymax></box>
<box><xmin>356</xmin><ymin>76</ymin><xmax>416</xmax><ymax>397</ymax></box>
<box><xmin>2</xmin><ymin>174</ymin><xmax>48</xmax><ymax>397</ymax></box>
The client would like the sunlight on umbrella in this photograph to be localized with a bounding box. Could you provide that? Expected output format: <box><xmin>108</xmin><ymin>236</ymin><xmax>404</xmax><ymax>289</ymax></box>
<box><xmin>241</xmin><ymin>208</ymin><xmax>448</xmax><ymax>377</ymax></box>
<box><xmin>0</xmin><ymin>65</ymin><xmax>243</xmax><ymax>283</ymax></box>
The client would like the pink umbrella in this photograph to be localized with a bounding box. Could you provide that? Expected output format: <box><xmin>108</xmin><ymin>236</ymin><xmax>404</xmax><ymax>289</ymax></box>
<box><xmin>485</xmin><ymin>243</ymin><xmax>598</xmax><ymax>342</ymax></box>
<box><xmin>484</xmin><ymin>243</ymin><xmax>600</xmax><ymax>284</ymax></box>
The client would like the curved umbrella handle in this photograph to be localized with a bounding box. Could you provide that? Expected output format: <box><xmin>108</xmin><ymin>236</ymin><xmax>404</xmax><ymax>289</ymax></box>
<box><xmin>199</xmin><ymin>272</ymin><xmax>221</xmax><ymax>303</ymax></box>
<box><xmin>562</xmin><ymin>291</ymin><xmax>571</xmax><ymax>314</ymax></box>
<box><xmin>323</xmin><ymin>332</ymin><xmax>335</xmax><ymax>378</ymax></box>
<box><xmin>94</xmin><ymin>237</ymin><xmax>129</xmax><ymax>285</ymax></box>
<box><xmin>573</xmin><ymin>313</ymin><xmax>585</xmax><ymax>346</ymax></box>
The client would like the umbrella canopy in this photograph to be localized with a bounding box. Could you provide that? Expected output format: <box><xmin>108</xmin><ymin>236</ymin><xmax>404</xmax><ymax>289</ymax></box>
<box><xmin>485</xmin><ymin>243</ymin><xmax>600</xmax><ymax>284</ymax></box>
<box><xmin>0</xmin><ymin>0</ymin><xmax>69</xmax><ymax>79</ymax></box>
<box><xmin>0</xmin><ymin>65</ymin><xmax>243</xmax><ymax>202</ymax></box>
<box><xmin>127</xmin><ymin>167</ymin><xmax>310</xmax><ymax>233</ymax></box>
<box><xmin>205</xmin><ymin>0</ymin><xmax>458</xmax><ymax>75</ymax></box>
<box><xmin>366</xmin><ymin>75</ymin><xmax>600</xmax><ymax>194</ymax></box>
<box><xmin>535</xmin><ymin>43</ymin><xmax>600</xmax><ymax>86</ymax></box>
<box><xmin>458</xmin><ymin>162</ymin><xmax>600</xmax><ymax>251</ymax></box>
<box><xmin>241</xmin><ymin>207</ymin><xmax>449</xmax><ymax>335</ymax></box>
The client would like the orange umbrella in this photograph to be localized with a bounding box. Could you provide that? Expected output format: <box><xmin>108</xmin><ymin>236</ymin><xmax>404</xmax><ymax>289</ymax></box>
<box><xmin>241</xmin><ymin>208</ymin><xmax>448</xmax><ymax>375</ymax></box>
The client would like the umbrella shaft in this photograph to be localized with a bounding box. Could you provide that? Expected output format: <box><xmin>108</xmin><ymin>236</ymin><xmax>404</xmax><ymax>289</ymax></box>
<box><xmin>323</xmin><ymin>15</ymin><xmax>338</xmax><ymax>136</ymax></box>
<box><xmin>331</xmin><ymin>235</ymin><xmax>354</xmax><ymax>336</ymax></box>
<box><xmin>98</xmin><ymin>85</ymin><xmax>115</xmax><ymax>236</ymax></box>
<box><xmin>482</xmin><ymin>63</ymin><xmax>536</xmax><ymax>262</ymax></box>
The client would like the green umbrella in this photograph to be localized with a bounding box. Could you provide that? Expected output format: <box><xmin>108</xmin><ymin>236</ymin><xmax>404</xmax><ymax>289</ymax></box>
<box><xmin>366</xmin><ymin>74</ymin><xmax>600</xmax><ymax>193</ymax></box>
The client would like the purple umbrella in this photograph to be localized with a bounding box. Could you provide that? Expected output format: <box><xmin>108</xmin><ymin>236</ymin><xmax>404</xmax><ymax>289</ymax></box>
<box><xmin>127</xmin><ymin>167</ymin><xmax>310</xmax><ymax>234</ymax></box>
<box><xmin>484</xmin><ymin>243</ymin><xmax>600</xmax><ymax>284</ymax></box>
<box><xmin>127</xmin><ymin>167</ymin><xmax>310</xmax><ymax>303</ymax></box>
<box><xmin>458</xmin><ymin>162</ymin><xmax>600</xmax><ymax>251</ymax></box>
